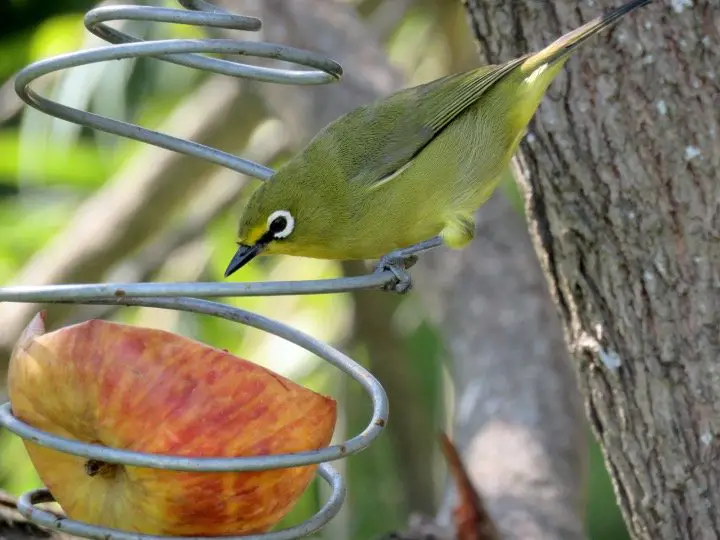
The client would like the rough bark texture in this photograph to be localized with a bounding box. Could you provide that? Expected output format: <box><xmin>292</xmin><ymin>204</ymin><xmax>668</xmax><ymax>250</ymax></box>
<box><xmin>463</xmin><ymin>0</ymin><xmax>720</xmax><ymax>538</ymax></box>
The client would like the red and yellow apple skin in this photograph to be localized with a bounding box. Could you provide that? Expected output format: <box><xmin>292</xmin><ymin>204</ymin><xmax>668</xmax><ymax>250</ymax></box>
<box><xmin>8</xmin><ymin>313</ymin><xmax>337</xmax><ymax>536</ymax></box>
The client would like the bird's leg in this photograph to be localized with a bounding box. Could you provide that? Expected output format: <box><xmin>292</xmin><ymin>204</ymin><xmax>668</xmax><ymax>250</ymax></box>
<box><xmin>374</xmin><ymin>236</ymin><xmax>444</xmax><ymax>293</ymax></box>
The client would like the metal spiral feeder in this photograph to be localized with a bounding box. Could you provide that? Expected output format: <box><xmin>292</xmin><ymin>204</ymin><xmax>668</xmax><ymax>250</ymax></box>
<box><xmin>0</xmin><ymin>1</ymin><xmax>395</xmax><ymax>538</ymax></box>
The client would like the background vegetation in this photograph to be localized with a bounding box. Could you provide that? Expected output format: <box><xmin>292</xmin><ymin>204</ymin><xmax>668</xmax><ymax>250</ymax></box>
<box><xmin>0</xmin><ymin>0</ymin><xmax>629</xmax><ymax>538</ymax></box>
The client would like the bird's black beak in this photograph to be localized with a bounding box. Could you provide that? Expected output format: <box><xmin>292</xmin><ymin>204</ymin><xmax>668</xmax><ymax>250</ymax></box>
<box><xmin>224</xmin><ymin>243</ymin><xmax>265</xmax><ymax>278</ymax></box>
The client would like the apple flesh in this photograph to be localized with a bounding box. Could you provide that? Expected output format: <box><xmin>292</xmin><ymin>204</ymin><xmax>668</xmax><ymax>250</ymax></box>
<box><xmin>8</xmin><ymin>313</ymin><xmax>336</xmax><ymax>536</ymax></box>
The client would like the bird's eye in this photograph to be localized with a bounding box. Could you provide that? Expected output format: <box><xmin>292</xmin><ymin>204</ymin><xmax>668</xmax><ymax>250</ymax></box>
<box><xmin>267</xmin><ymin>210</ymin><xmax>295</xmax><ymax>239</ymax></box>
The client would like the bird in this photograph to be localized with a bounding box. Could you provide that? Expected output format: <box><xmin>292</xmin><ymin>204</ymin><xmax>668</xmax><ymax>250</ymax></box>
<box><xmin>224</xmin><ymin>0</ymin><xmax>655</xmax><ymax>285</ymax></box>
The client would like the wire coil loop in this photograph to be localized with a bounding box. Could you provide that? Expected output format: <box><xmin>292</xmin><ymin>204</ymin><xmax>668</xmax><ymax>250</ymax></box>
<box><xmin>0</xmin><ymin>1</ymin><xmax>394</xmax><ymax>538</ymax></box>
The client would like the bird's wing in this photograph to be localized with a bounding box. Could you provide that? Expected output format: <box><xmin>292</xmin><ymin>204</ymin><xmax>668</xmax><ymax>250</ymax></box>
<box><xmin>314</xmin><ymin>56</ymin><xmax>527</xmax><ymax>189</ymax></box>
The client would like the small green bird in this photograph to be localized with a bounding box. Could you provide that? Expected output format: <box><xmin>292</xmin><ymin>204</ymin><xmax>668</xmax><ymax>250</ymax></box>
<box><xmin>225</xmin><ymin>0</ymin><xmax>655</xmax><ymax>280</ymax></box>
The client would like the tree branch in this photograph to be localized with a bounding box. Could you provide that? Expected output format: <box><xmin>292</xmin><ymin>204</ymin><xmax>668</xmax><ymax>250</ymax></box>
<box><xmin>415</xmin><ymin>190</ymin><xmax>587</xmax><ymax>540</ymax></box>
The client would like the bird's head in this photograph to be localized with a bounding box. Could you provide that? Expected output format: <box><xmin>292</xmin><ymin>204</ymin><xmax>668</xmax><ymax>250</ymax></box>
<box><xmin>224</xmin><ymin>179</ymin><xmax>297</xmax><ymax>277</ymax></box>
<box><xmin>224</xmin><ymin>174</ymin><xmax>335</xmax><ymax>277</ymax></box>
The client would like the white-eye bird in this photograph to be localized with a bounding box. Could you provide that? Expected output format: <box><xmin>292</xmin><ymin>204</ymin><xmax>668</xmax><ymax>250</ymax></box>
<box><xmin>225</xmin><ymin>0</ymin><xmax>655</xmax><ymax>281</ymax></box>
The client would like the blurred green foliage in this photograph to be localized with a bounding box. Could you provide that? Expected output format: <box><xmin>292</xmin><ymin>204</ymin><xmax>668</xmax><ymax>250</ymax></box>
<box><xmin>0</xmin><ymin>1</ymin><xmax>630</xmax><ymax>539</ymax></box>
<box><xmin>0</xmin><ymin>1</ymin><xmax>95</xmax><ymax>80</ymax></box>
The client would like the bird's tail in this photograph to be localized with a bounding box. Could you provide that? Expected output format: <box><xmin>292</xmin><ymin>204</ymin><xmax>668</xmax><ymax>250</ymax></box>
<box><xmin>521</xmin><ymin>0</ymin><xmax>654</xmax><ymax>74</ymax></box>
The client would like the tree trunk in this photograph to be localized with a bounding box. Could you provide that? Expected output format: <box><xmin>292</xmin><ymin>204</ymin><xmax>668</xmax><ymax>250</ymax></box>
<box><xmin>463</xmin><ymin>1</ymin><xmax>720</xmax><ymax>538</ymax></box>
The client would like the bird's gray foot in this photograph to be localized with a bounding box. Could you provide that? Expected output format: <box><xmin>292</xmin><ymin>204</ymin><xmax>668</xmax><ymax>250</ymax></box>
<box><xmin>375</xmin><ymin>254</ymin><xmax>418</xmax><ymax>293</ymax></box>
<box><xmin>374</xmin><ymin>236</ymin><xmax>444</xmax><ymax>294</ymax></box>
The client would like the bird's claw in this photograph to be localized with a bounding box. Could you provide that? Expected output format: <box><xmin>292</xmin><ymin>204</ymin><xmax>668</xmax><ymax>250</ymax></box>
<box><xmin>375</xmin><ymin>254</ymin><xmax>418</xmax><ymax>294</ymax></box>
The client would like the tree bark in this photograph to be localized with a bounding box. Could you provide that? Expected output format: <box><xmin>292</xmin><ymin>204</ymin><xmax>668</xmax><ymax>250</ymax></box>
<box><xmin>463</xmin><ymin>1</ymin><xmax>720</xmax><ymax>538</ymax></box>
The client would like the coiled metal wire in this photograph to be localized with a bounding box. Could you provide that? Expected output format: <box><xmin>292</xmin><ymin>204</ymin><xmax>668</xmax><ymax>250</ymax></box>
<box><xmin>0</xmin><ymin>1</ymin><xmax>395</xmax><ymax>538</ymax></box>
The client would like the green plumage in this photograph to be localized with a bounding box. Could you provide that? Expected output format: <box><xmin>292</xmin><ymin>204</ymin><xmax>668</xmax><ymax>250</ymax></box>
<box><xmin>227</xmin><ymin>0</ymin><xmax>655</xmax><ymax>273</ymax></box>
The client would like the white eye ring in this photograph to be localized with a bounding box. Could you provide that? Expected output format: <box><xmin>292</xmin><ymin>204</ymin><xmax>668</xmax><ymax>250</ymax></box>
<box><xmin>267</xmin><ymin>210</ymin><xmax>295</xmax><ymax>239</ymax></box>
